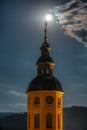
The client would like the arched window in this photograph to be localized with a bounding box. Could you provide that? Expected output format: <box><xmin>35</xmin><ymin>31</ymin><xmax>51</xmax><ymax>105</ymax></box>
<box><xmin>28</xmin><ymin>114</ymin><xmax>30</xmax><ymax>128</ymax></box>
<box><xmin>34</xmin><ymin>114</ymin><xmax>40</xmax><ymax>128</ymax></box>
<box><xmin>34</xmin><ymin>97</ymin><xmax>40</xmax><ymax>105</ymax></box>
<box><xmin>46</xmin><ymin>113</ymin><xmax>52</xmax><ymax>128</ymax></box>
<box><xmin>46</xmin><ymin>69</ymin><xmax>49</xmax><ymax>74</ymax></box>
<box><xmin>41</xmin><ymin>69</ymin><xmax>44</xmax><ymax>74</ymax></box>
<box><xmin>58</xmin><ymin>113</ymin><xmax>61</xmax><ymax>129</ymax></box>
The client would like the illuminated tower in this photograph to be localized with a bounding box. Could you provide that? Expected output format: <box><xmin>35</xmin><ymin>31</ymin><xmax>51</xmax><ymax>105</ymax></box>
<box><xmin>26</xmin><ymin>18</ymin><xmax>64</xmax><ymax>130</ymax></box>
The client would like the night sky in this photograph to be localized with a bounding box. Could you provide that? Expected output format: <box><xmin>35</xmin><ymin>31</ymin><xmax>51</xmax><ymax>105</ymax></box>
<box><xmin>0</xmin><ymin>0</ymin><xmax>87</xmax><ymax>112</ymax></box>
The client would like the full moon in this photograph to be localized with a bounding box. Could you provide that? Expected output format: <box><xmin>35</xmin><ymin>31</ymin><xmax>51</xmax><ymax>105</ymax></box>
<box><xmin>45</xmin><ymin>14</ymin><xmax>52</xmax><ymax>21</ymax></box>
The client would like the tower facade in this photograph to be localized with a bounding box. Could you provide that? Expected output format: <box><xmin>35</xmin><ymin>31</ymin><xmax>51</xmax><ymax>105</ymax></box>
<box><xmin>26</xmin><ymin>23</ymin><xmax>64</xmax><ymax>130</ymax></box>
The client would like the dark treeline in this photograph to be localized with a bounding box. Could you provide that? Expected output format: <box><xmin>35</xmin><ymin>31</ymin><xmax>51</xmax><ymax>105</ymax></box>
<box><xmin>0</xmin><ymin>106</ymin><xmax>87</xmax><ymax>130</ymax></box>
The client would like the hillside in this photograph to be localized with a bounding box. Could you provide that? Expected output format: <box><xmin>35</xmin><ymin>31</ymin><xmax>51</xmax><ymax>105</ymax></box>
<box><xmin>0</xmin><ymin>113</ymin><xmax>27</xmax><ymax>130</ymax></box>
<box><xmin>63</xmin><ymin>106</ymin><xmax>87</xmax><ymax>130</ymax></box>
<box><xmin>0</xmin><ymin>113</ymin><xmax>12</xmax><ymax>119</ymax></box>
<box><xmin>0</xmin><ymin>106</ymin><xmax>87</xmax><ymax>130</ymax></box>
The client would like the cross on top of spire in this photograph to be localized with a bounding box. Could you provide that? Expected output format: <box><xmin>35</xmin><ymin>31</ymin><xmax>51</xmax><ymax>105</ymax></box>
<box><xmin>44</xmin><ymin>14</ymin><xmax>52</xmax><ymax>43</ymax></box>
<box><xmin>44</xmin><ymin>21</ymin><xmax>48</xmax><ymax>43</ymax></box>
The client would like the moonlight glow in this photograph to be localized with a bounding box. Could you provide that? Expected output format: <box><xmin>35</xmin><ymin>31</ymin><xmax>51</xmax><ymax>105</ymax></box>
<box><xmin>45</xmin><ymin>14</ymin><xmax>52</xmax><ymax>21</ymax></box>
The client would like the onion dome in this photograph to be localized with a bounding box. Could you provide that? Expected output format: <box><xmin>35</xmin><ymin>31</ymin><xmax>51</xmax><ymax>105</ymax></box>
<box><xmin>27</xmin><ymin>75</ymin><xmax>63</xmax><ymax>92</ymax></box>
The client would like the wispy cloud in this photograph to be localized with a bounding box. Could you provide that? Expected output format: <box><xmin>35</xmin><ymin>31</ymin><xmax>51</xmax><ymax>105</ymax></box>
<box><xmin>50</xmin><ymin>0</ymin><xmax>87</xmax><ymax>47</ymax></box>
<box><xmin>82</xmin><ymin>66</ymin><xmax>87</xmax><ymax>69</ymax></box>
<box><xmin>9</xmin><ymin>90</ymin><xmax>25</xmax><ymax>97</ymax></box>
<box><xmin>79</xmin><ymin>53</ymin><xmax>87</xmax><ymax>58</ymax></box>
<box><xmin>8</xmin><ymin>103</ymin><xmax>26</xmax><ymax>112</ymax></box>
<box><xmin>15</xmin><ymin>103</ymin><xmax>26</xmax><ymax>106</ymax></box>
<box><xmin>8</xmin><ymin>103</ymin><xmax>26</xmax><ymax>108</ymax></box>
<box><xmin>0</xmin><ymin>84</ymin><xmax>4</xmax><ymax>87</ymax></box>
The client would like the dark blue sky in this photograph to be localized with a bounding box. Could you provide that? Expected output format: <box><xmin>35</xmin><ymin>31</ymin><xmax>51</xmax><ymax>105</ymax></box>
<box><xmin>0</xmin><ymin>0</ymin><xmax>87</xmax><ymax>112</ymax></box>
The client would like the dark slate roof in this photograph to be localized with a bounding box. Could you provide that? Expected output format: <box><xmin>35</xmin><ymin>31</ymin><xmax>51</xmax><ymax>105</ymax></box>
<box><xmin>26</xmin><ymin>74</ymin><xmax>63</xmax><ymax>92</ymax></box>
<box><xmin>37</xmin><ymin>55</ymin><xmax>54</xmax><ymax>63</ymax></box>
<box><xmin>41</xmin><ymin>42</ymin><xmax>50</xmax><ymax>49</ymax></box>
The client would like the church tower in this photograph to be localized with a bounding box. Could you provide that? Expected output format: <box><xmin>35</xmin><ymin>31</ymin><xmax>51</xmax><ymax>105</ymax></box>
<box><xmin>26</xmin><ymin>20</ymin><xmax>64</xmax><ymax>130</ymax></box>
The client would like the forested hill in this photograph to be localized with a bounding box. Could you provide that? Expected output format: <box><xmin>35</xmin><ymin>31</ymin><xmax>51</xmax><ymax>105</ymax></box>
<box><xmin>0</xmin><ymin>112</ymin><xmax>27</xmax><ymax>130</ymax></box>
<box><xmin>0</xmin><ymin>112</ymin><xmax>12</xmax><ymax>119</ymax></box>
<box><xmin>63</xmin><ymin>106</ymin><xmax>87</xmax><ymax>130</ymax></box>
<box><xmin>0</xmin><ymin>106</ymin><xmax>87</xmax><ymax>130</ymax></box>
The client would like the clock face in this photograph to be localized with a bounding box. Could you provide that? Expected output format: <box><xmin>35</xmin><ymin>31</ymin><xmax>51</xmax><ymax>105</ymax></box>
<box><xmin>46</xmin><ymin>96</ymin><xmax>53</xmax><ymax>104</ymax></box>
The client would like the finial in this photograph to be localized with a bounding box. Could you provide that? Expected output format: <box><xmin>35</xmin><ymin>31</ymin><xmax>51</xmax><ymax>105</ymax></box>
<box><xmin>44</xmin><ymin>14</ymin><xmax>52</xmax><ymax>43</ymax></box>
<box><xmin>44</xmin><ymin>20</ymin><xmax>48</xmax><ymax>43</ymax></box>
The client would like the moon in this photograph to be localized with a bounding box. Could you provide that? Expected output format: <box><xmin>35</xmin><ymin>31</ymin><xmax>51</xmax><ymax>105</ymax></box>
<box><xmin>45</xmin><ymin>14</ymin><xmax>52</xmax><ymax>21</ymax></box>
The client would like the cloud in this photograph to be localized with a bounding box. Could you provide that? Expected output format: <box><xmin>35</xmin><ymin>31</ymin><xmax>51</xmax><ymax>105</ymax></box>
<box><xmin>9</xmin><ymin>103</ymin><xmax>26</xmax><ymax>107</ymax></box>
<box><xmin>15</xmin><ymin>103</ymin><xmax>26</xmax><ymax>106</ymax></box>
<box><xmin>0</xmin><ymin>83</ymin><xmax>4</xmax><ymax>87</ymax></box>
<box><xmin>9</xmin><ymin>90</ymin><xmax>25</xmax><ymax>97</ymax></box>
<box><xmin>0</xmin><ymin>103</ymin><xmax>26</xmax><ymax>112</ymax></box>
<box><xmin>82</xmin><ymin>66</ymin><xmax>87</xmax><ymax>69</ymax></box>
<box><xmin>50</xmin><ymin>0</ymin><xmax>87</xmax><ymax>47</ymax></box>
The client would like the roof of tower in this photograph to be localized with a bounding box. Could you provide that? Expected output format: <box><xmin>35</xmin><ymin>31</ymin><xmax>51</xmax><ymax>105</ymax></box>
<box><xmin>37</xmin><ymin>55</ymin><xmax>54</xmax><ymax>64</ymax></box>
<box><xmin>41</xmin><ymin>42</ymin><xmax>50</xmax><ymax>48</ymax></box>
<box><xmin>26</xmin><ymin>74</ymin><xmax>63</xmax><ymax>92</ymax></box>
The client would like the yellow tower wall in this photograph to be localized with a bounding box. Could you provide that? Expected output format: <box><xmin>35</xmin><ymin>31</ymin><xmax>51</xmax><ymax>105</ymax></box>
<box><xmin>27</xmin><ymin>91</ymin><xmax>64</xmax><ymax>130</ymax></box>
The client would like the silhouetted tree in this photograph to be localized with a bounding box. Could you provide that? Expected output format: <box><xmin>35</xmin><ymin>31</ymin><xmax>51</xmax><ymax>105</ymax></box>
<box><xmin>0</xmin><ymin>125</ymin><xmax>3</xmax><ymax>130</ymax></box>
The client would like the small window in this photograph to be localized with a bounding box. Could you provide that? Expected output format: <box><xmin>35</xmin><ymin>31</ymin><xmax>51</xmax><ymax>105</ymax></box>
<box><xmin>34</xmin><ymin>97</ymin><xmax>40</xmax><ymax>105</ymax></box>
<box><xmin>34</xmin><ymin>114</ymin><xmax>40</xmax><ymax>128</ymax></box>
<box><xmin>46</xmin><ymin>113</ymin><xmax>52</xmax><ymax>128</ymax></box>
